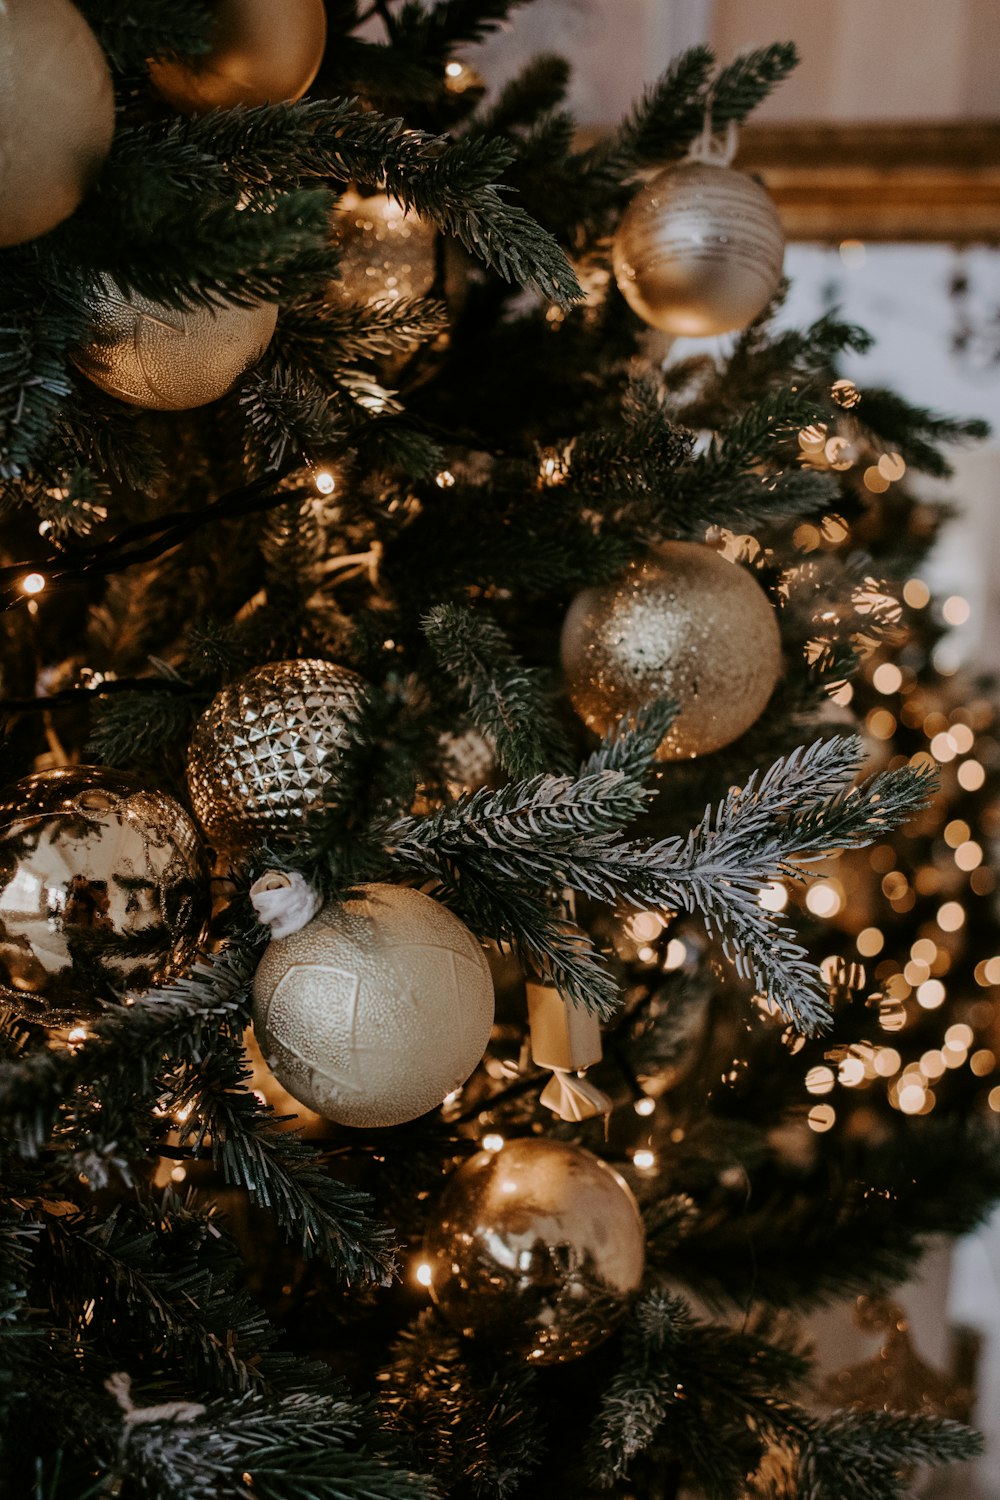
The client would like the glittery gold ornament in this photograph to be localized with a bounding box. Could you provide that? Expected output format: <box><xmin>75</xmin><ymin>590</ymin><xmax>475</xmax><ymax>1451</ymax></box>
<box><xmin>425</xmin><ymin>1138</ymin><xmax>646</xmax><ymax>1363</ymax></box>
<box><xmin>0</xmin><ymin>766</ymin><xmax>207</xmax><ymax>1022</ymax></box>
<box><xmin>186</xmin><ymin>659</ymin><xmax>366</xmax><ymax>850</ymax></box>
<box><xmin>252</xmin><ymin>884</ymin><xmax>495</xmax><ymax>1127</ymax></box>
<box><xmin>612</xmin><ymin>162</ymin><xmax>784</xmax><ymax>337</ymax></box>
<box><xmin>0</xmin><ymin>0</ymin><xmax>115</xmax><ymax>246</ymax></box>
<box><xmin>71</xmin><ymin>278</ymin><xmax>277</xmax><ymax>410</ymax></box>
<box><xmin>149</xmin><ymin>0</ymin><xmax>326</xmax><ymax>115</ymax></box>
<box><xmin>560</xmin><ymin>542</ymin><xmax>782</xmax><ymax>760</ymax></box>
<box><xmin>329</xmin><ymin>190</ymin><xmax>437</xmax><ymax>308</ymax></box>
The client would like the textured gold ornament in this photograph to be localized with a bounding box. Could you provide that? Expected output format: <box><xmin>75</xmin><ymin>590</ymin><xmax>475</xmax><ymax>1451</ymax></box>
<box><xmin>252</xmin><ymin>883</ymin><xmax>495</xmax><ymax>1127</ymax></box>
<box><xmin>819</xmin><ymin>1298</ymin><xmax>971</xmax><ymax>1422</ymax></box>
<box><xmin>149</xmin><ymin>0</ymin><xmax>327</xmax><ymax>114</ymax></box>
<box><xmin>0</xmin><ymin>0</ymin><xmax>115</xmax><ymax>247</ymax></box>
<box><xmin>329</xmin><ymin>190</ymin><xmax>437</xmax><ymax>308</ymax></box>
<box><xmin>425</xmin><ymin>1138</ymin><xmax>646</xmax><ymax>1363</ymax></box>
<box><xmin>612</xmin><ymin>162</ymin><xmax>785</xmax><ymax>337</ymax></box>
<box><xmin>186</xmin><ymin>659</ymin><xmax>366</xmax><ymax>850</ymax></box>
<box><xmin>560</xmin><ymin>542</ymin><xmax>782</xmax><ymax>760</ymax></box>
<box><xmin>0</xmin><ymin>766</ymin><xmax>207</xmax><ymax>1022</ymax></box>
<box><xmin>72</xmin><ymin>277</ymin><xmax>277</xmax><ymax>410</ymax></box>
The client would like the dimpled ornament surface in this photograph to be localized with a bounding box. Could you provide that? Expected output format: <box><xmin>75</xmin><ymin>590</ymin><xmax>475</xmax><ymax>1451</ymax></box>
<box><xmin>561</xmin><ymin>542</ymin><xmax>782</xmax><ymax>760</ymax></box>
<box><xmin>186</xmin><ymin>659</ymin><xmax>365</xmax><ymax>849</ymax></box>
<box><xmin>426</xmin><ymin>1138</ymin><xmax>646</xmax><ymax>1363</ymax></box>
<box><xmin>252</xmin><ymin>884</ymin><xmax>495</xmax><ymax>1128</ymax></box>
<box><xmin>0</xmin><ymin>766</ymin><xmax>206</xmax><ymax>1021</ymax></box>
<box><xmin>0</xmin><ymin>0</ymin><xmax>115</xmax><ymax>246</ymax></box>
<box><xmin>72</xmin><ymin>278</ymin><xmax>278</xmax><ymax>410</ymax></box>
<box><xmin>612</xmin><ymin>161</ymin><xmax>784</xmax><ymax>337</ymax></box>
<box><xmin>149</xmin><ymin>0</ymin><xmax>327</xmax><ymax>114</ymax></box>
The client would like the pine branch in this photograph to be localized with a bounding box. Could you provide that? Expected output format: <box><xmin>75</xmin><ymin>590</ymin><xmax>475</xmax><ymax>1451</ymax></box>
<box><xmin>709</xmin><ymin>43</ymin><xmax>799</xmax><ymax>129</ymax></box>
<box><xmin>792</xmin><ymin>1410</ymin><xmax>982</xmax><ymax>1500</ymax></box>
<box><xmin>78</xmin><ymin>0</ymin><xmax>214</xmax><ymax>72</ymax></box>
<box><xmin>422</xmin><ymin>603</ymin><xmax>574</xmax><ymax>779</ymax></box>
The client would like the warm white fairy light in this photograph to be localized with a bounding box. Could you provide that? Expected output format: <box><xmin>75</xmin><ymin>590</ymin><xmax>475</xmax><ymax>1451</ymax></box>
<box><xmin>21</xmin><ymin>573</ymin><xmax>45</xmax><ymax>595</ymax></box>
<box><xmin>634</xmin><ymin>1096</ymin><xmax>656</xmax><ymax>1117</ymax></box>
<box><xmin>314</xmin><ymin>469</ymin><xmax>336</xmax><ymax>495</ymax></box>
<box><xmin>632</xmin><ymin>1149</ymin><xmax>656</xmax><ymax>1171</ymax></box>
<box><xmin>481</xmin><ymin>1132</ymin><xmax>505</xmax><ymax>1152</ymax></box>
<box><xmin>414</xmin><ymin>1261</ymin><xmax>433</xmax><ymax>1286</ymax></box>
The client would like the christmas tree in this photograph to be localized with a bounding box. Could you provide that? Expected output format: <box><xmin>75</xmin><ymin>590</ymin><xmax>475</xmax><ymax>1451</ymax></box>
<box><xmin>1</xmin><ymin>4</ymin><xmax>997</xmax><ymax>1496</ymax></box>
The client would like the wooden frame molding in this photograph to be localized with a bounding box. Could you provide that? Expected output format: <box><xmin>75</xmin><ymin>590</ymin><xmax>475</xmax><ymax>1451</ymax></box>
<box><xmin>735</xmin><ymin>123</ymin><xmax>1000</xmax><ymax>244</ymax></box>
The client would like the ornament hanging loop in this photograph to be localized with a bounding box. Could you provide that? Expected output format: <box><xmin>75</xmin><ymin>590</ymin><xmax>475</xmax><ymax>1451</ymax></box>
<box><xmin>686</xmin><ymin>113</ymin><xmax>738</xmax><ymax>168</ymax></box>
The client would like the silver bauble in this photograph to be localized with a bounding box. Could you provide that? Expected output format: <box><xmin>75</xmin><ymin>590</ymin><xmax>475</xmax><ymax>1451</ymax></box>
<box><xmin>186</xmin><ymin>659</ymin><xmax>366</xmax><ymax>850</ymax></box>
<box><xmin>425</xmin><ymin>1138</ymin><xmax>646</xmax><ymax>1363</ymax></box>
<box><xmin>72</xmin><ymin>278</ymin><xmax>277</xmax><ymax>409</ymax></box>
<box><xmin>0</xmin><ymin>766</ymin><xmax>207</xmax><ymax>1021</ymax></box>
<box><xmin>252</xmin><ymin>884</ymin><xmax>495</xmax><ymax>1128</ymax></box>
<box><xmin>560</xmin><ymin>542</ymin><xmax>782</xmax><ymax>760</ymax></box>
<box><xmin>612</xmin><ymin>161</ymin><xmax>784</xmax><ymax>337</ymax></box>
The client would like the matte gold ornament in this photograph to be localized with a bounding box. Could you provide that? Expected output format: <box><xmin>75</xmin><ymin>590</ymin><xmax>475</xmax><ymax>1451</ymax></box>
<box><xmin>560</xmin><ymin>542</ymin><xmax>782</xmax><ymax>760</ymax></box>
<box><xmin>0</xmin><ymin>766</ymin><xmax>207</xmax><ymax>1022</ymax></box>
<box><xmin>252</xmin><ymin>884</ymin><xmax>495</xmax><ymax>1127</ymax></box>
<box><xmin>186</xmin><ymin>659</ymin><xmax>366</xmax><ymax>850</ymax></box>
<box><xmin>612</xmin><ymin>161</ymin><xmax>784</xmax><ymax>337</ymax></box>
<box><xmin>72</xmin><ymin>278</ymin><xmax>277</xmax><ymax>410</ymax></box>
<box><xmin>149</xmin><ymin>0</ymin><xmax>327</xmax><ymax>115</ymax></box>
<box><xmin>329</xmin><ymin>190</ymin><xmax>437</xmax><ymax>308</ymax></box>
<box><xmin>425</xmin><ymin>1138</ymin><xmax>646</xmax><ymax>1363</ymax></box>
<box><xmin>0</xmin><ymin>0</ymin><xmax>115</xmax><ymax>246</ymax></box>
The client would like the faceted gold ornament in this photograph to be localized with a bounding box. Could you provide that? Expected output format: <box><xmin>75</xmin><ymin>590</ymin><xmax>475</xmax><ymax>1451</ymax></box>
<box><xmin>186</xmin><ymin>659</ymin><xmax>366</xmax><ymax>850</ymax></box>
<box><xmin>72</xmin><ymin>277</ymin><xmax>277</xmax><ymax>410</ymax></box>
<box><xmin>149</xmin><ymin>0</ymin><xmax>327</xmax><ymax>115</ymax></box>
<box><xmin>425</xmin><ymin>1138</ymin><xmax>646</xmax><ymax>1363</ymax></box>
<box><xmin>252</xmin><ymin>883</ymin><xmax>495</xmax><ymax>1127</ymax></box>
<box><xmin>0</xmin><ymin>0</ymin><xmax>115</xmax><ymax>247</ymax></box>
<box><xmin>560</xmin><ymin>541</ymin><xmax>782</xmax><ymax>760</ymax></box>
<box><xmin>0</xmin><ymin>766</ymin><xmax>207</xmax><ymax>1022</ymax></box>
<box><xmin>329</xmin><ymin>190</ymin><xmax>437</xmax><ymax>308</ymax></box>
<box><xmin>612</xmin><ymin>161</ymin><xmax>784</xmax><ymax>337</ymax></box>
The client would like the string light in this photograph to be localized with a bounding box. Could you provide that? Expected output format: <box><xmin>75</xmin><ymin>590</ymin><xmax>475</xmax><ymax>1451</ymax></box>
<box><xmin>808</xmin><ymin>1104</ymin><xmax>836</xmax><ymax>1132</ymax></box>
<box><xmin>634</xmin><ymin>1096</ymin><xmax>656</xmax><ymax>1117</ymax></box>
<box><xmin>942</xmin><ymin>595</ymin><xmax>971</xmax><ymax>626</ymax></box>
<box><xmin>414</xmin><ymin>1261</ymin><xmax>433</xmax><ymax>1286</ymax></box>
<box><xmin>872</xmin><ymin>662</ymin><xmax>903</xmax><ymax>694</ymax></box>
<box><xmin>314</xmin><ymin>469</ymin><xmax>335</xmax><ymax>495</ymax></box>
<box><xmin>758</xmin><ymin>880</ymin><xmax>788</xmax><ymax>912</ymax></box>
<box><xmin>481</xmin><ymin>1132</ymin><xmax>505</xmax><ymax>1152</ymax></box>
<box><xmin>20</xmin><ymin>573</ymin><xmax>45</xmax><ymax>595</ymax></box>
<box><xmin>805</xmin><ymin>1065</ymin><xmax>835</xmax><ymax>1096</ymax></box>
<box><xmin>435</xmin><ymin>470</ymin><xmax>456</xmax><ymax>488</ymax></box>
<box><xmin>903</xmin><ymin>578</ymin><xmax>930</xmax><ymax>608</ymax></box>
<box><xmin>632</xmin><ymin>1148</ymin><xmax>656</xmax><ymax>1171</ymax></box>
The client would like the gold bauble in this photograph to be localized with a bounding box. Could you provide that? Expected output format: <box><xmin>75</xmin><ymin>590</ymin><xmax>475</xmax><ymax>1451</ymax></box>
<box><xmin>186</xmin><ymin>659</ymin><xmax>366</xmax><ymax>849</ymax></box>
<box><xmin>612</xmin><ymin>162</ymin><xmax>785</xmax><ymax>337</ymax></box>
<box><xmin>560</xmin><ymin>542</ymin><xmax>782</xmax><ymax>760</ymax></box>
<box><xmin>149</xmin><ymin>0</ymin><xmax>326</xmax><ymax>114</ymax></box>
<box><xmin>71</xmin><ymin>278</ymin><xmax>277</xmax><ymax>409</ymax></box>
<box><xmin>252</xmin><ymin>884</ymin><xmax>495</xmax><ymax>1128</ymax></box>
<box><xmin>329</xmin><ymin>190</ymin><xmax>437</xmax><ymax>308</ymax></box>
<box><xmin>0</xmin><ymin>0</ymin><xmax>115</xmax><ymax>246</ymax></box>
<box><xmin>425</xmin><ymin>1138</ymin><xmax>646</xmax><ymax>1363</ymax></box>
<box><xmin>0</xmin><ymin>766</ymin><xmax>207</xmax><ymax>1022</ymax></box>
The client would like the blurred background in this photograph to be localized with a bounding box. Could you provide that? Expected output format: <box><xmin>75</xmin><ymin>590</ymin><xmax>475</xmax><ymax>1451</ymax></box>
<box><xmin>464</xmin><ymin>2</ymin><xmax>1000</xmax><ymax>1492</ymax></box>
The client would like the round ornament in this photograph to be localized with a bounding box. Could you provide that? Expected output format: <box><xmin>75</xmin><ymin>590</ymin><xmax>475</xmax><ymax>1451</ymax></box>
<box><xmin>329</xmin><ymin>191</ymin><xmax>437</xmax><ymax>308</ymax></box>
<box><xmin>149</xmin><ymin>0</ymin><xmax>327</xmax><ymax>115</ymax></box>
<box><xmin>560</xmin><ymin>541</ymin><xmax>782</xmax><ymax>760</ymax></box>
<box><xmin>612</xmin><ymin>161</ymin><xmax>785</xmax><ymax>337</ymax></box>
<box><xmin>0</xmin><ymin>766</ymin><xmax>207</xmax><ymax>1021</ymax></box>
<box><xmin>186</xmin><ymin>659</ymin><xmax>366</xmax><ymax>849</ymax></box>
<box><xmin>251</xmin><ymin>883</ymin><xmax>495</xmax><ymax>1128</ymax></box>
<box><xmin>425</xmin><ymin>1138</ymin><xmax>646</xmax><ymax>1363</ymax></box>
<box><xmin>71</xmin><ymin>278</ymin><xmax>277</xmax><ymax>410</ymax></box>
<box><xmin>0</xmin><ymin>0</ymin><xmax>115</xmax><ymax>247</ymax></box>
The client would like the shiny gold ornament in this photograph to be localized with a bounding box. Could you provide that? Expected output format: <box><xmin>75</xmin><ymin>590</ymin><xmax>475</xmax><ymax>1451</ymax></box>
<box><xmin>561</xmin><ymin>542</ymin><xmax>782</xmax><ymax>760</ymax></box>
<box><xmin>425</xmin><ymin>1138</ymin><xmax>646</xmax><ymax>1363</ymax></box>
<box><xmin>612</xmin><ymin>162</ymin><xmax>784</xmax><ymax>337</ymax></box>
<box><xmin>0</xmin><ymin>766</ymin><xmax>207</xmax><ymax>1022</ymax></box>
<box><xmin>252</xmin><ymin>884</ymin><xmax>495</xmax><ymax>1127</ymax></box>
<box><xmin>186</xmin><ymin>659</ymin><xmax>365</xmax><ymax>850</ymax></box>
<box><xmin>329</xmin><ymin>190</ymin><xmax>437</xmax><ymax>308</ymax></box>
<box><xmin>72</xmin><ymin>278</ymin><xmax>277</xmax><ymax>410</ymax></box>
<box><xmin>0</xmin><ymin>0</ymin><xmax>115</xmax><ymax>246</ymax></box>
<box><xmin>149</xmin><ymin>0</ymin><xmax>326</xmax><ymax>114</ymax></box>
